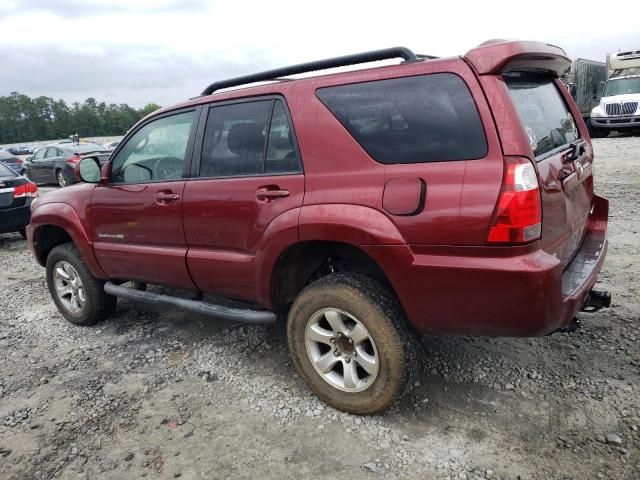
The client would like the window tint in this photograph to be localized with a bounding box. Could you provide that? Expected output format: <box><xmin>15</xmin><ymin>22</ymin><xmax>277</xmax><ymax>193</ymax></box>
<box><xmin>45</xmin><ymin>147</ymin><xmax>59</xmax><ymax>158</ymax></box>
<box><xmin>265</xmin><ymin>100</ymin><xmax>301</xmax><ymax>174</ymax></box>
<box><xmin>110</xmin><ymin>111</ymin><xmax>194</xmax><ymax>183</ymax></box>
<box><xmin>199</xmin><ymin>99</ymin><xmax>301</xmax><ymax>177</ymax></box>
<box><xmin>0</xmin><ymin>162</ymin><xmax>17</xmax><ymax>177</ymax></box>
<box><xmin>505</xmin><ymin>73</ymin><xmax>579</xmax><ymax>159</ymax></box>
<box><xmin>200</xmin><ymin>101</ymin><xmax>270</xmax><ymax>177</ymax></box>
<box><xmin>316</xmin><ymin>73</ymin><xmax>487</xmax><ymax>164</ymax></box>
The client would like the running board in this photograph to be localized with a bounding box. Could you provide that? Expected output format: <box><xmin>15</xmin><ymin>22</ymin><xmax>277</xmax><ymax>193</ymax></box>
<box><xmin>104</xmin><ymin>282</ymin><xmax>276</xmax><ymax>325</ymax></box>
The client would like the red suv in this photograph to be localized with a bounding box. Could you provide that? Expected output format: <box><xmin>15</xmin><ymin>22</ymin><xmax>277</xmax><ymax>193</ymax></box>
<box><xmin>27</xmin><ymin>40</ymin><xmax>610</xmax><ymax>414</ymax></box>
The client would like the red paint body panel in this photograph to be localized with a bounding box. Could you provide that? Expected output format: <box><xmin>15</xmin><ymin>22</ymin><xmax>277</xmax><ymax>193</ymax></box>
<box><xmin>28</xmin><ymin>200</ymin><xmax>107</xmax><ymax>278</ymax></box>
<box><xmin>182</xmin><ymin>174</ymin><xmax>304</xmax><ymax>301</ymax></box>
<box><xmin>27</xmin><ymin>40</ymin><xmax>609</xmax><ymax>337</ymax></box>
<box><xmin>90</xmin><ymin>181</ymin><xmax>195</xmax><ymax>289</ymax></box>
<box><xmin>464</xmin><ymin>40</ymin><xmax>571</xmax><ymax>77</ymax></box>
<box><xmin>382</xmin><ymin>177</ymin><xmax>424</xmax><ymax>216</ymax></box>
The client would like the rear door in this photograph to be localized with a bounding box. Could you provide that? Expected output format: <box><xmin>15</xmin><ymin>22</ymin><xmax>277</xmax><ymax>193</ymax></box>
<box><xmin>90</xmin><ymin>109</ymin><xmax>198</xmax><ymax>289</ymax></box>
<box><xmin>43</xmin><ymin>147</ymin><xmax>63</xmax><ymax>184</ymax></box>
<box><xmin>182</xmin><ymin>97</ymin><xmax>304</xmax><ymax>301</ymax></box>
<box><xmin>505</xmin><ymin>73</ymin><xmax>593</xmax><ymax>265</ymax></box>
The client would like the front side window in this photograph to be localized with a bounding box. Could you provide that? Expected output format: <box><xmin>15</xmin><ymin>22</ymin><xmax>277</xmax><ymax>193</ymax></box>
<box><xmin>110</xmin><ymin>111</ymin><xmax>195</xmax><ymax>183</ymax></box>
<box><xmin>199</xmin><ymin>98</ymin><xmax>301</xmax><ymax>178</ymax></box>
<box><xmin>316</xmin><ymin>73</ymin><xmax>487</xmax><ymax>164</ymax></box>
<box><xmin>32</xmin><ymin>149</ymin><xmax>45</xmax><ymax>161</ymax></box>
<box><xmin>505</xmin><ymin>73</ymin><xmax>579</xmax><ymax>159</ymax></box>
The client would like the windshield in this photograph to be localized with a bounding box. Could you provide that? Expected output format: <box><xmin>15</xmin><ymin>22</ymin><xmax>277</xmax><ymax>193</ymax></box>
<box><xmin>603</xmin><ymin>77</ymin><xmax>640</xmax><ymax>97</ymax></box>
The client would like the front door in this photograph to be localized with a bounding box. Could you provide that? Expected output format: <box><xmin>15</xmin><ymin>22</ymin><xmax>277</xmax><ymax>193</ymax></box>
<box><xmin>27</xmin><ymin>148</ymin><xmax>47</xmax><ymax>183</ymax></box>
<box><xmin>183</xmin><ymin>98</ymin><xmax>304</xmax><ymax>301</ymax></box>
<box><xmin>30</xmin><ymin>147</ymin><xmax>60</xmax><ymax>184</ymax></box>
<box><xmin>90</xmin><ymin>109</ymin><xmax>198</xmax><ymax>289</ymax></box>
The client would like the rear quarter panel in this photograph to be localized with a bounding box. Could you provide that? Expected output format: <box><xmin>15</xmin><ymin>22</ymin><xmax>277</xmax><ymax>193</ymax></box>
<box><xmin>286</xmin><ymin>58</ymin><xmax>503</xmax><ymax>247</ymax></box>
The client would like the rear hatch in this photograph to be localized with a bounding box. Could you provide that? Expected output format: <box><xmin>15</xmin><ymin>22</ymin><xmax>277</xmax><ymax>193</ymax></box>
<box><xmin>504</xmin><ymin>72</ymin><xmax>593</xmax><ymax>266</ymax></box>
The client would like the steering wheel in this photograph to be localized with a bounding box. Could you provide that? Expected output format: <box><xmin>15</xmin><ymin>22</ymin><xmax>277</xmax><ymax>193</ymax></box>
<box><xmin>153</xmin><ymin>157</ymin><xmax>183</xmax><ymax>180</ymax></box>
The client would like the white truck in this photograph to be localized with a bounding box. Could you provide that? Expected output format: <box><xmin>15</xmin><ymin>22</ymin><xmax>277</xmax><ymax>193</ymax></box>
<box><xmin>590</xmin><ymin>50</ymin><xmax>640</xmax><ymax>137</ymax></box>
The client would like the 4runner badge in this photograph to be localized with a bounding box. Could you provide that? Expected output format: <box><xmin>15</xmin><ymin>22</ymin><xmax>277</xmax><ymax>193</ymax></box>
<box><xmin>98</xmin><ymin>233</ymin><xmax>124</xmax><ymax>239</ymax></box>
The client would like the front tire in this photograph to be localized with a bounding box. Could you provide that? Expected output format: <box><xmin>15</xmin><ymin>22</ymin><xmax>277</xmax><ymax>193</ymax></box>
<box><xmin>287</xmin><ymin>273</ymin><xmax>417</xmax><ymax>415</ymax></box>
<box><xmin>46</xmin><ymin>243</ymin><xmax>116</xmax><ymax>326</ymax></box>
<box><xmin>587</xmin><ymin>122</ymin><xmax>610</xmax><ymax>138</ymax></box>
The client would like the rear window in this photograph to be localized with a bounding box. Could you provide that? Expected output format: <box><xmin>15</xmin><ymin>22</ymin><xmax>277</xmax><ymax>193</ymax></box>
<box><xmin>0</xmin><ymin>163</ymin><xmax>17</xmax><ymax>177</ymax></box>
<box><xmin>505</xmin><ymin>73</ymin><xmax>579</xmax><ymax>160</ymax></box>
<box><xmin>65</xmin><ymin>144</ymin><xmax>105</xmax><ymax>154</ymax></box>
<box><xmin>316</xmin><ymin>73</ymin><xmax>487</xmax><ymax>164</ymax></box>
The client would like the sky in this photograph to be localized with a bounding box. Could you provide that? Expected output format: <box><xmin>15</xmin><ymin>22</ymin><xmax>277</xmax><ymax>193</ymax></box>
<box><xmin>1</xmin><ymin>0</ymin><xmax>639</xmax><ymax>108</ymax></box>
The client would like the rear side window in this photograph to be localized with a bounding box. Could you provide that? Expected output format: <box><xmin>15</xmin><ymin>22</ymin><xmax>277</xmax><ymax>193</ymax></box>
<box><xmin>199</xmin><ymin>98</ymin><xmax>301</xmax><ymax>177</ymax></box>
<box><xmin>316</xmin><ymin>73</ymin><xmax>487</xmax><ymax>164</ymax></box>
<box><xmin>505</xmin><ymin>73</ymin><xmax>579</xmax><ymax>160</ymax></box>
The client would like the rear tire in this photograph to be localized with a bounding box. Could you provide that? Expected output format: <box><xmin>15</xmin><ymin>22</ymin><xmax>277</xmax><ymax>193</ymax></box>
<box><xmin>287</xmin><ymin>273</ymin><xmax>418</xmax><ymax>415</ymax></box>
<box><xmin>56</xmin><ymin>169</ymin><xmax>68</xmax><ymax>187</ymax></box>
<box><xmin>46</xmin><ymin>243</ymin><xmax>116</xmax><ymax>326</ymax></box>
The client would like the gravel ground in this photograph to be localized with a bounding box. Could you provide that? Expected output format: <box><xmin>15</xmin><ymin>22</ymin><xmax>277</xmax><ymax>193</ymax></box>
<box><xmin>1</xmin><ymin>136</ymin><xmax>639</xmax><ymax>480</ymax></box>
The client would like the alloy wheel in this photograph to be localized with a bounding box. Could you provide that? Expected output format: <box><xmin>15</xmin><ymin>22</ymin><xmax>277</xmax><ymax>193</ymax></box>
<box><xmin>57</xmin><ymin>171</ymin><xmax>67</xmax><ymax>187</ymax></box>
<box><xmin>304</xmin><ymin>308</ymin><xmax>379</xmax><ymax>392</ymax></box>
<box><xmin>52</xmin><ymin>261</ymin><xmax>86</xmax><ymax>314</ymax></box>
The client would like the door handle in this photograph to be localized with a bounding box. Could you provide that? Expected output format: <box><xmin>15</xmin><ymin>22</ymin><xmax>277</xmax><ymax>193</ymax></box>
<box><xmin>256</xmin><ymin>187</ymin><xmax>290</xmax><ymax>200</ymax></box>
<box><xmin>155</xmin><ymin>191</ymin><xmax>180</xmax><ymax>204</ymax></box>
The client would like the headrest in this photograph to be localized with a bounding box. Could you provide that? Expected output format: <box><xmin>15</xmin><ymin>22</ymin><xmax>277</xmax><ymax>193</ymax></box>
<box><xmin>227</xmin><ymin>122</ymin><xmax>264</xmax><ymax>155</ymax></box>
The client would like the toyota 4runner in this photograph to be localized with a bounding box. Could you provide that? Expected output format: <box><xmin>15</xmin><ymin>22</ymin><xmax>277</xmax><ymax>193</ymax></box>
<box><xmin>27</xmin><ymin>40</ymin><xmax>610</xmax><ymax>414</ymax></box>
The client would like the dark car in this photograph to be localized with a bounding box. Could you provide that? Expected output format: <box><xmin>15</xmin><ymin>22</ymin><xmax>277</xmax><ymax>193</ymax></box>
<box><xmin>7</xmin><ymin>146</ymin><xmax>33</xmax><ymax>156</ymax></box>
<box><xmin>26</xmin><ymin>143</ymin><xmax>110</xmax><ymax>187</ymax></box>
<box><xmin>0</xmin><ymin>162</ymin><xmax>38</xmax><ymax>237</ymax></box>
<box><xmin>102</xmin><ymin>140</ymin><xmax>120</xmax><ymax>151</ymax></box>
<box><xmin>27</xmin><ymin>40</ymin><xmax>609</xmax><ymax>414</ymax></box>
<box><xmin>0</xmin><ymin>150</ymin><xmax>27</xmax><ymax>175</ymax></box>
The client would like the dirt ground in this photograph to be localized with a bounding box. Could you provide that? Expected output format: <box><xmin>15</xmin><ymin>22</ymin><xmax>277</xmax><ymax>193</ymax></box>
<box><xmin>0</xmin><ymin>136</ymin><xmax>638</xmax><ymax>480</ymax></box>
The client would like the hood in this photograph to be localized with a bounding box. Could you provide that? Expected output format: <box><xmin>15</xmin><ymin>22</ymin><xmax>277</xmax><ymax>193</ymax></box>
<box><xmin>34</xmin><ymin>182</ymin><xmax>96</xmax><ymax>209</ymax></box>
<box><xmin>601</xmin><ymin>93</ymin><xmax>640</xmax><ymax>103</ymax></box>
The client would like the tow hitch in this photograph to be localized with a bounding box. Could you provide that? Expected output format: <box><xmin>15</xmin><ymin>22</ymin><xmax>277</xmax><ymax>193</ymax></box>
<box><xmin>580</xmin><ymin>289</ymin><xmax>612</xmax><ymax>312</ymax></box>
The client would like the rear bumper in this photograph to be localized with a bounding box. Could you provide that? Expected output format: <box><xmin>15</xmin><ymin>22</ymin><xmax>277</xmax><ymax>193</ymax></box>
<box><xmin>0</xmin><ymin>204</ymin><xmax>31</xmax><ymax>234</ymax></box>
<box><xmin>591</xmin><ymin>115</ymin><xmax>640</xmax><ymax>130</ymax></box>
<box><xmin>364</xmin><ymin>195</ymin><xmax>609</xmax><ymax>337</ymax></box>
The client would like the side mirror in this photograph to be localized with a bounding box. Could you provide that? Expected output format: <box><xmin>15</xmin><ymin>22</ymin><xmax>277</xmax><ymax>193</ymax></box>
<box><xmin>75</xmin><ymin>157</ymin><xmax>101</xmax><ymax>183</ymax></box>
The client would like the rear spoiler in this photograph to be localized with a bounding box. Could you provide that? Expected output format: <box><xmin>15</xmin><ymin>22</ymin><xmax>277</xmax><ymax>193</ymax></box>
<box><xmin>464</xmin><ymin>40</ymin><xmax>571</xmax><ymax>77</ymax></box>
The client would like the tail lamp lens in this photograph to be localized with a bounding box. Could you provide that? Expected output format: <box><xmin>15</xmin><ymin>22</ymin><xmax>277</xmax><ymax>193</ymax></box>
<box><xmin>487</xmin><ymin>158</ymin><xmax>541</xmax><ymax>244</ymax></box>
<box><xmin>14</xmin><ymin>181</ymin><xmax>38</xmax><ymax>198</ymax></box>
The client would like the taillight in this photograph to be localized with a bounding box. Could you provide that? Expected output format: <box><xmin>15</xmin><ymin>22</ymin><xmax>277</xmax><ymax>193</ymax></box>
<box><xmin>66</xmin><ymin>155</ymin><xmax>81</xmax><ymax>166</ymax></box>
<box><xmin>487</xmin><ymin>157</ymin><xmax>541</xmax><ymax>244</ymax></box>
<box><xmin>14</xmin><ymin>182</ymin><xmax>38</xmax><ymax>198</ymax></box>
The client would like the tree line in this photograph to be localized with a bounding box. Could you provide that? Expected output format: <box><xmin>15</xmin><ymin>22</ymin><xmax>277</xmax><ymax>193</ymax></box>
<box><xmin>0</xmin><ymin>92</ymin><xmax>161</xmax><ymax>144</ymax></box>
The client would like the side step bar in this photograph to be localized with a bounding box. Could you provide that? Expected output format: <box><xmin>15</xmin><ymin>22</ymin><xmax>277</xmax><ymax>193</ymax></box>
<box><xmin>104</xmin><ymin>282</ymin><xmax>276</xmax><ymax>325</ymax></box>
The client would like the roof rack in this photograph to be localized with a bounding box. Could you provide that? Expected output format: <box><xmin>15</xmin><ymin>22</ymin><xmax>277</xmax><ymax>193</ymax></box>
<box><xmin>201</xmin><ymin>47</ymin><xmax>425</xmax><ymax>96</ymax></box>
